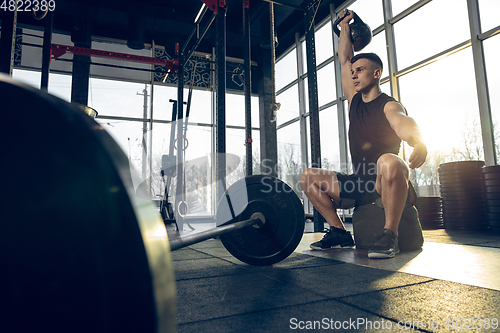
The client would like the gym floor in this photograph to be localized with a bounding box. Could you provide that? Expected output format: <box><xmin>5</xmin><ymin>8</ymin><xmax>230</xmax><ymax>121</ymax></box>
<box><xmin>168</xmin><ymin>223</ymin><xmax>500</xmax><ymax>332</ymax></box>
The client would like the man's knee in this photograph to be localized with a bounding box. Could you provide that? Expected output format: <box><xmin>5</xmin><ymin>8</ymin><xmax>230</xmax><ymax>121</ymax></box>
<box><xmin>377</xmin><ymin>154</ymin><xmax>409</xmax><ymax>181</ymax></box>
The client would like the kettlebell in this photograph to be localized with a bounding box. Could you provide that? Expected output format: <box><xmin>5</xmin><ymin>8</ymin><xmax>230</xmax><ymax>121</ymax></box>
<box><xmin>333</xmin><ymin>11</ymin><xmax>372</xmax><ymax>52</ymax></box>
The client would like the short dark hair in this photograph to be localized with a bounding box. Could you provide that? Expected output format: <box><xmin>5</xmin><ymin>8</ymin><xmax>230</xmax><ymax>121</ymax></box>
<box><xmin>351</xmin><ymin>53</ymin><xmax>383</xmax><ymax>72</ymax></box>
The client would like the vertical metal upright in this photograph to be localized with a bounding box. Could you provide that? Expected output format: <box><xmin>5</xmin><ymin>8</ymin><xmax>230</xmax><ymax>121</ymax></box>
<box><xmin>215</xmin><ymin>2</ymin><xmax>227</xmax><ymax>205</ymax></box>
<box><xmin>41</xmin><ymin>11</ymin><xmax>53</xmax><ymax>90</ymax></box>
<box><xmin>330</xmin><ymin>4</ymin><xmax>349</xmax><ymax>173</ymax></box>
<box><xmin>258</xmin><ymin>4</ymin><xmax>278</xmax><ymax>178</ymax></box>
<box><xmin>149</xmin><ymin>41</ymin><xmax>155</xmax><ymax>198</ymax></box>
<box><xmin>467</xmin><ymin>0</ymin><xmax>496</xmax><ymax>166</ymax></box>
<box><xmin>305</xmin><ymin>0</ymin><xmax>323</xmax><ymax>231</ymax></box>
<box><xmin>243</xmin><ymin>0</ymin><xmax>252</xmax><ymax>176</ymax></box>
<box><xmin>382</xmin><ymin>0</ymin><xmax>401</xmax><ymax>102</ymax></box>
<box><xmin>295</xmin><ymin>32</ymin><xmax>310</xmax><ymax>214</ymax></box>
<box><xmin>175</xmin><ymin>53</ymin><xmax>185</xmax><ymax>230</ymax></box>
<box><xmin>0</xmin><ymin>10</ymin><xmax>17</xmax><ymax>75</ymax></box>
<box><xmin>140</xmin><ymin>85</ymin><xmax>148</xmax><ymax>182</ymax></box>
<box><xmin>70</xmin><ymin>17</ymin><xmax>91</xmax><ymax>105</ymax></box>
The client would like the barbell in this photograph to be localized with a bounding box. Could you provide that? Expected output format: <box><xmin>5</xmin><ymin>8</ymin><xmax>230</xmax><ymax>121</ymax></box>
<box><xmin>0</xmin><ymin>74</ymin><xmax>305</xmax><ymax>331</ymax></box>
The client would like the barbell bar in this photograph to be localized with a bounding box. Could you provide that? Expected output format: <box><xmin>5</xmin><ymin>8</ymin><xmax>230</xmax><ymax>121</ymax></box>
<box><xmin>169</xmin><ymin>214</ymin><xmax>265</xmax><ymax>251</ymax></box>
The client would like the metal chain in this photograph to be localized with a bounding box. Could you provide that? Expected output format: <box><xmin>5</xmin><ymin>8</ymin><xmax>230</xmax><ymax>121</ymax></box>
<box><xmin>269</xmin><ymin>3</ymin><xmax>280</xmax><ymax>122</ymax></box>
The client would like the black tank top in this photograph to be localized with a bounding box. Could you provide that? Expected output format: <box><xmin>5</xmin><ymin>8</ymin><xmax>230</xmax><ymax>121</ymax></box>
<box><xmin>348</xmin><ymin>92</ymin><xmax>401</xmax><ymax>175</ymax></box>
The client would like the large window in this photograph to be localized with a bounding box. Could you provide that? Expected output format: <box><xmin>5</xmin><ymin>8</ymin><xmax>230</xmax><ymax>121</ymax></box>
<box><xmin>315</xmin><ymin>21</ymin><xmax>334</xmax><ymax>66</ymax></box>
<box><xmin>275</xmin><ymin>49</ymin><xmax>298</xmax><ymax>91</ymax></box>
<box><xmin>317</xmin><ymin>62</ymin><xmax>336</xmax><ymax>107</ymax></box>
<box><xmin>399</xmin><ymin>48</ymin><xmax>483</xmax><ymax>194</ymax></box>
<box><xmin>320</xmin><ymin>106</ymin><xmax>341</xmax><ymax>171</ymax></box>
<box><xmin>277</xmin><ymin>121</ymin><xmax>302</xmax><ymax>192</ymax></box>
<box><xmin>90</xmin><ymin>78</ymin><xmax>151</xmax><ymax>118</ymax></box>
<box><xmin>479</xmin><ymin>0</ymin><xmax>500</xmax><ymax>33</ymax></box>
<box><xmin>276</xmin><ymin>84</ymin><xmax>300</xmax><ymax>126</ymax></box>
<box><xmin>349</xmin><ymin>0</ymin><xmax>385</xmax><ymax>31</ymax></box>
<box><xmin>391</xmin><ymin>0</ymin><xmax>420</xmax><ymax>17</ymax></box>
<box><xmin>393</xmin><ymin>0</ymin><xmax>471</xmax><ymax>70</ymax></box>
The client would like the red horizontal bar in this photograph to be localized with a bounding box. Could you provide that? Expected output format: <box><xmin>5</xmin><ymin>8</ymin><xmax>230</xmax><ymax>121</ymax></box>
<box><xmin>50</xmin><ymin>43</ymin><xmax>179</xmax><ymax>72</ymax></box>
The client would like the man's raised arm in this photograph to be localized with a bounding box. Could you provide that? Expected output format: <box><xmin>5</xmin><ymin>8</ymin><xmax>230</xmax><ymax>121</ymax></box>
<box><xmin>337</xmin><ymin>10</ymin><xmax>356</xmax><ymax>107</ymax></box>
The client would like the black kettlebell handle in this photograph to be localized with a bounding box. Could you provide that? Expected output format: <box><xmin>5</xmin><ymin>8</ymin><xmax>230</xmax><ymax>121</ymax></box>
<box><xmin>333</xmin><ymin>10</ymin><xmax>351</xmax><ymax>38</ymax></box>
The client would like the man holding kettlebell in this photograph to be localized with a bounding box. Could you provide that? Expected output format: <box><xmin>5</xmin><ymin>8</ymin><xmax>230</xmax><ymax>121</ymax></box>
<box><xmin>300</xmin><ymin>9</ymin><xmax>427</xmax><ymax>258</ymax></box>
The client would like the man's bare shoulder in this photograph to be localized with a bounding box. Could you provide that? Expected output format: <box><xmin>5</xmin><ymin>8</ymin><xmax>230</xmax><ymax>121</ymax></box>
<box><xmin>384</xmin><ymin>100</ymin><xmax>406</xmax><ymax>115</ymax></box>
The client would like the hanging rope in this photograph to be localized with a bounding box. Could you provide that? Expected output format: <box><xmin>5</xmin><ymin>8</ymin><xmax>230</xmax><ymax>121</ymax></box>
<box><xmin>269</xmin><ymin>3</ymin><xmax>280</xmax><ymax>123</ymax></box>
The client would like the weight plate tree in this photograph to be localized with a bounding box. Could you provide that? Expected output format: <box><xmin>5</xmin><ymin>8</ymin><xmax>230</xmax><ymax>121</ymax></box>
<box><xmin>438</xmin><ymin>161</ymin><xmax>487</xmax><ymax>230</ymax></box>
<box><xmin>0</xmin><ymin>75</ymin><xmax>176</xmax><ymax>333</ymax></box>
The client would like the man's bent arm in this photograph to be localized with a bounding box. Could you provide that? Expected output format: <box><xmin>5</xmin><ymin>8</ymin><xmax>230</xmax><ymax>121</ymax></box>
<box><xmin>384</xmin><ymin>101</ymin><xmax>427</xmax><ymax>168</ymax></box>
<box><xmin>385</xmin><ymin>105</ymin><xmax>423</xmax><ymax>144</ymax></box>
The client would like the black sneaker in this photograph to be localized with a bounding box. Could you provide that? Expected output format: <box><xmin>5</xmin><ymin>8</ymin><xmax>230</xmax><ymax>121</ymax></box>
<box><xmin>310</xmin><ymin>227</ymin><xmax>354</xmax><ymax>250</ymax></box>
<box><xmin>368</xmin><ymin>229</ymin><xmax>400</xmax><ymax>259</ymax></box>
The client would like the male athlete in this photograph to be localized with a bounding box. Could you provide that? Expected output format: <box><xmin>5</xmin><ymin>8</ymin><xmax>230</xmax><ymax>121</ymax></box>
<box><xmin>300</xmin><ymin>9</ymin><xmax>427</xmax><ymax>258</ymax></box>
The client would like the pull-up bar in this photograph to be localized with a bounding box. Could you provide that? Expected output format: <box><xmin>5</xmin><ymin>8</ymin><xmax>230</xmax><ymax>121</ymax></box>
<box><xmin>50</xmin><ymin>43</ymin><xmax>179</xmax><ymax>72</ymax></box>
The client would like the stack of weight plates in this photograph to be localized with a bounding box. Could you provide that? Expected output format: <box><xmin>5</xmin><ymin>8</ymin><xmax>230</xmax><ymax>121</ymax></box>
<box><xmin>482</xmin><ymin>165</ymin><xmax>500</xmax><ymax>232</ymax></box>
<box><xmin>438</xmin><ymin>161</ymin><xmax>487</xmax><ymax>230</ymax></box>
<box><xmin>415</xmin><ymin>196</ymin><xmax>443</xmax><ymax>229</ymax></box>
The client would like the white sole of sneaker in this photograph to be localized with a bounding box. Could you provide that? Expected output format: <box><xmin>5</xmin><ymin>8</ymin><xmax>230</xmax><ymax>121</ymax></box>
<box><xmin>368</xmin><ymin>251</ymin><xmax>397</xmax><ymax>259</ymax></box>
<box><xmin>310</xmin><ymin>245</ymin><xmax>355</xmax><ymax>251</ymax></box>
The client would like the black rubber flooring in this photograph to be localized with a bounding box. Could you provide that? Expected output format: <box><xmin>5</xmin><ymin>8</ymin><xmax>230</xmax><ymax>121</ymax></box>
<box><xmin>171</xmin><ymin>232</ymin><xmax>500</xmax><ymax>333</ymax></box>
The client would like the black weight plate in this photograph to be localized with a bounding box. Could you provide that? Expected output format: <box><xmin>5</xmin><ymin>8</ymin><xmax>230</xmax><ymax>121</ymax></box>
<box><xmin>484</xmin><ymin>172</ymin><xmax>500</xmax><ymax>180</ymax></box>
<box><xmin>418</xmin><ymin>214</ymin><xmax>443</xmax><ymax>220</ymax></box>
<box><xmin>416</xmin><ymin>203</ymin><xmax>442</xmax><ymax>208</ymax></box>
<box><xmin>0</xmin><ymin>76</ymin><xmax>176</xmax><ymax>332</ymax></box>
<box><xmin>443</xmin><ymin>217</ymin><xmax>487</xmax><ymax>224</ymax></box>
<box><xmin>438</xmin><ymin>177</ymin><xmax>483</xmax><ymax>184</ymax></box>
<box><xmin>419</xmin><ymin>219</ymin><xmax>443</xmax><ymax>224</ymax></box>
<box><xmin>485</xmin><ymin>179</ymin><xmax>500</xmax><ymax>187</ymax></box>
<box><xmin>442</xmin><ymin>207</ymin><xmax>486</xmax><ymax>215</ymax></box>
<box><xmin>444</xmin><ymin>224</ymin><xmax>487</xmax><ymax>230</ymax></box>
<box><xmin>482</xmin><ymin>165</ymin><xmax>500</xmax><ymax>173</ymax></box>
<box><xmin>486</xmin><ymin>206</ymin><xmax>500</xmax><ymax>213</ymax></box>
<box><xmin>438</xmin><ymin>161</ymin><xmax>484</xmax><ymax>170</ymax></box>
<box><xmin>416</xmin><ymin>202</ymin><xmax>442</xmax><ymax>207</ymax></box>
<box><xmin>438</xmin><ymin>175</ymin><xmax>484</xmax><ymax>183</ymax></box>
<box><xmin>218</xmin><ymin>175</ymin><xmax>305</xmax><ymax>266</ymax></box>
<box><xmin>443</xmin><ymin>213</ymin><xmax>487</xmax><ymax>221</ymax></box>
<box><xmin>485</xmin><ymin>192</ymin><xmax>500</xmax><ymax>200</ymax></box>
<box><xmin>442</xmin><ymin>211</ymin><xmax>486</xmax><ymax>218</ymax></box>
<box><xmin>439</xmin><ymin>190</ymin><xmax>485</xmax><ymax>197</ymax></box>
<box><xmin>485</xmin><ymin>199</ymin><xmax>500</xmax><ymax>206</ymax></box>
<box><xmin>441</xmin><ymin>199</ymin><xmax>486</xmax><ymax>207</ymax></box>
<box><xmin>416</xmin><ymin>208</ymin><xmax>443</xmax><ymax>213</ymax></box>
<box><xmin>441</xmin><ymin>202</ymin><xmax>485</xmax><ymax>209</ymax></box>
<box><xmin>485</xmin><ymin>186</ymin><xmax>500</xmax><ymax>193</ymax></box>
<box><xmin>441</xmin><ymin>196</ymin><xmax>485</xmax><ymax>204</ymax></box>
<box><xmin>438</xmin><ymin>169</ymin><xmax>483</xmax><ymax>176</ymax></box>
<box><xmin>416</xmin><ymin>200</ymin><xmax>442</xmax><ymax>204</ymax></box>
<box><xmin>487</xmin><ymin>213</ymin><xmax>500</xmax><ymax>221</ymax></box>
<box><xmin>438</xmin><ymin>177</ymin><xmax>484</xmax><ymax>184</ymax></box>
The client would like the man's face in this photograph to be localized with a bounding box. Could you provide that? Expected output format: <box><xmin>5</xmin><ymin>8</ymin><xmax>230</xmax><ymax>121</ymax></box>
<box><xmin>351</xmin><ymin>58</ymin><xmax>380</xmax><ymax>93</ymax></box>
